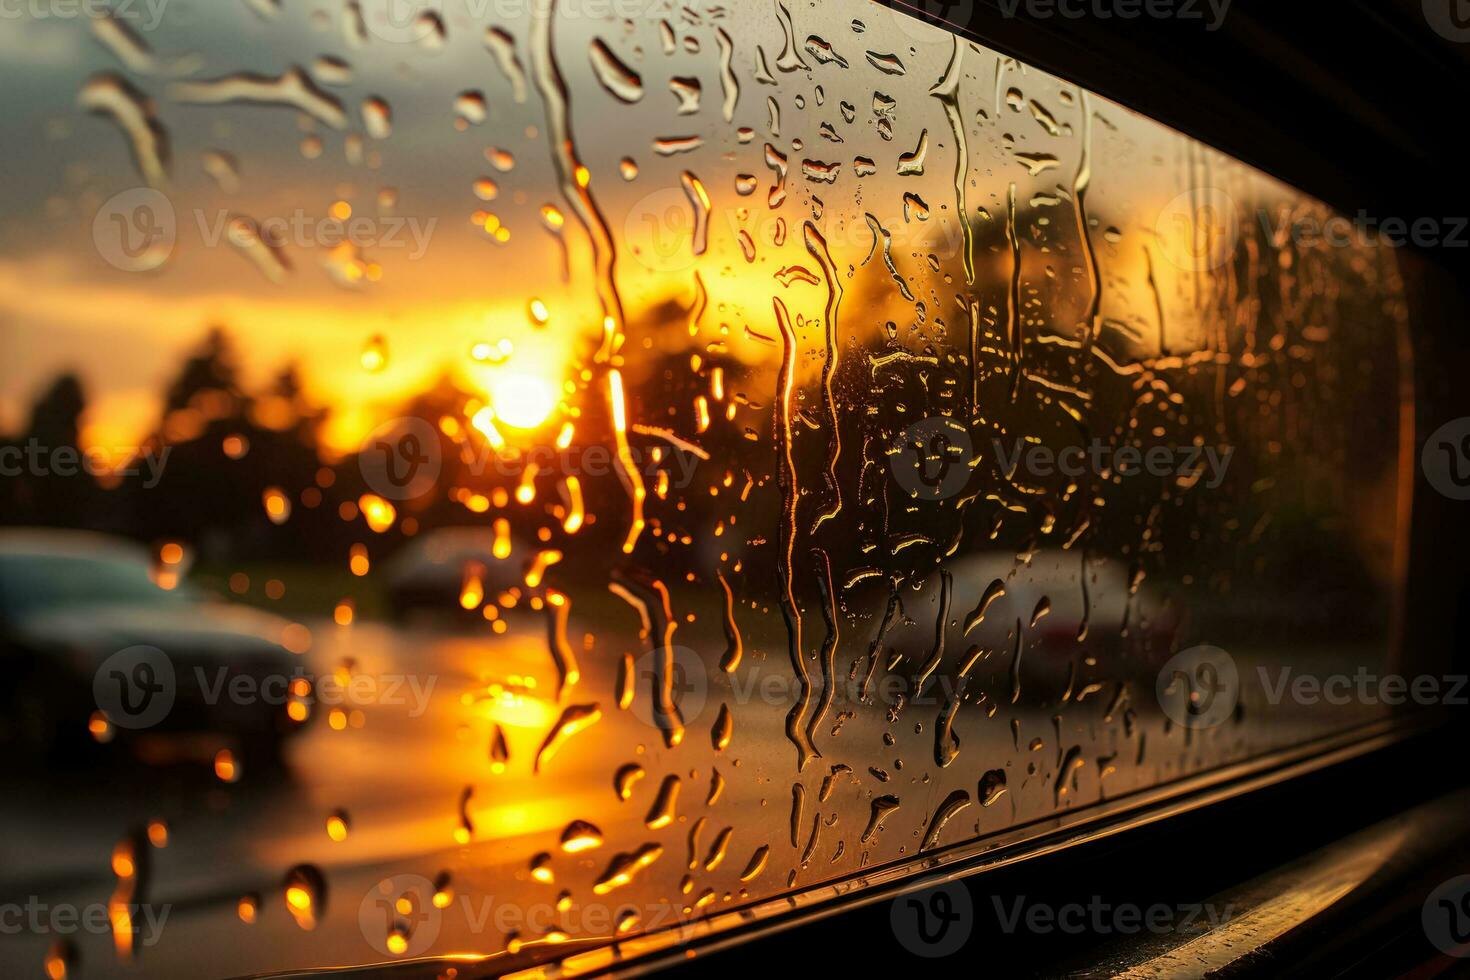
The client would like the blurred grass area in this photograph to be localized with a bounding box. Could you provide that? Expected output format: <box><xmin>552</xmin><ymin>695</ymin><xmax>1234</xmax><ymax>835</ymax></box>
<box><xmin>190</xmin><ymin>562</ymin><xmax>390</xmax><ymax>621</ymax></box>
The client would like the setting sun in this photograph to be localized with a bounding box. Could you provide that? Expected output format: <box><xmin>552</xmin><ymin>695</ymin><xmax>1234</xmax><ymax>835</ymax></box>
<box><xmin>489</xmin><ymin>371</ymin><xmax>559</xmax><ymax>430</ymax></box>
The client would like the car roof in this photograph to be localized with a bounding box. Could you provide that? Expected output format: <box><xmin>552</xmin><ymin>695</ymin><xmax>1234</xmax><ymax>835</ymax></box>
<box><xmin>0</xmin><ymin>528</ymin><xmax>150</xmax><ymax>563</ymax></box>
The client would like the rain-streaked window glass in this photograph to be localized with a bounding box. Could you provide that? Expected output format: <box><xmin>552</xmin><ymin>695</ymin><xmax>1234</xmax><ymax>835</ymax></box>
<box><xmin>0</xmin><ymin>0</ymin><xmax>1411</xmax><ymax>975</ymax></box>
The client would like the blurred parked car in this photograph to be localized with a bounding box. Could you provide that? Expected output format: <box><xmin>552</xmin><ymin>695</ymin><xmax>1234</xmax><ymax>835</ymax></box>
<box><xmin>0</xmin><ymin>529</ymin><xmax>308</xmax><ymax>768</ymax></box>
<box><xmin>383</xmin><ymin>525</ymin><xmax>537</xmax><ymax>620</ymax></box>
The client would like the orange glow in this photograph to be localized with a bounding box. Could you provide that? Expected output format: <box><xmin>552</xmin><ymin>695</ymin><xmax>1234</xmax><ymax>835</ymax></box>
<box><xmin>111</xmin><ymin>843</ymin><xmax>134</xmax><ymax>879</ymax></box>
<box><xmin>460</xmin><ymin>563</ymin><xmax>486</xmax><ymax>609</ymax></box>
<box><xmin>607</xmin><ymin>369</ymin><xmax>646</xmax><ymax>553</ymax></box>
<box><xmin>530</xmin><ymin>853</ymin><xmax>554</xmax><ymax>883</ymax></box>
<box><xmin>453</xmin><ymin>785</ymin><xmax>476</xmax><ymax>845</ymax></box>
<box><xmin>359</xmin><ymin>493</ymin><xmax>397</xmax><ymax>532</ymax></box>
<box><xmin>524</xmin><ymin>549</ymin><xmax>562</xmax><ymax>588</ymax></box>
<box><xmin>263</xmin><ymin>487</ymin><xmax>291</xmax><ymax>525</ymax></box>
<box><xmin>471</xmin><ymin>337</ymin><xmax>513</xmax><ymax>363</ymax></box>
<box><xmin>281</xmin><ymin>623</ymin><xmax>312</xmax><ymax>654</ymax></box>
<box><xmin>44</xmin><ymin>943</ymin><xmax>68</xmax><ymax>979</ymax></box>
<box><xmin>467</xmin><ymin>674</ymin><xmax>556</xmax><ymax>730</ymax></box>
<box><xmin>349</xmin><ymin>543</ymin><xmax>370</xmax><ymax>576</ymax></box>
<box><xmin>0</xmin><ymin>256</ymin><xmax>624</xmax><ymax>459</ymax></box>
<box><xmin>283</xmin><ymin>867</ymin><xmax>325</xmax><ymax>930</ymax></box>
<box><xmin>591</xmin><ymin>843</ymin><xmax>661</xmax><ymax>895</ymax></box>
<box><xmin>360</xmin><ymin>334</ymin><xmax>387</xmax><ymax>372</ymax></box>
<box><xmin>326</xmin><ymin>812</ymin><xmax>349</xmax><ymax>842</ymax></box>
<box><xmin>214</xmin><ymin>750</ymin><xmax>239</xmax><ymax>783</ymax></box>
<box><xmin>109</xmin><ymin>900</ymin><xmax>134</xmax><ymax>960</ymax></box>
<box><xmin>489</xmin><ymin>724</ymin><xmax>510</xmax><ymax>773</ymax></box>
<box><xmin>491</xmin><ymin>372</ymin><xmax>558</xmax><ymax>429</ymax></box>
<box><xmin>284</xmin><ymin>869</ymin><xmax>321</xmax><ymax>930</ymax></box>
<box><xmin>560</xmin><ymin>820</ymin><xmax>603</xmax><ymax>853</ymax></box>
<box><xmin>685</xmin><ymin>172</ymin><xmax>710</xmax><ymax>210</ymax></box>
<box><xmin>516</xmin><ymin>462</ymin><xmax>539</xmax><ymax>504</ymax></box>
<box><xmin>470</xmin><ymin>406</ymin><xmax>506</xmax><ymax>450</ymax></box>
<box><xmin>561</xmin><ymin>477</ymin><xmax>584</xmax><ymax>533</ymax></box>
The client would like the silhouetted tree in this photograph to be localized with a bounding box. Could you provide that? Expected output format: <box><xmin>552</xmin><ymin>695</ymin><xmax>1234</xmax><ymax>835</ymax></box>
<box><xmin>2</xmin><ymin>374</ymin><xmax>104</xmax><ymax>529</ymax></box>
